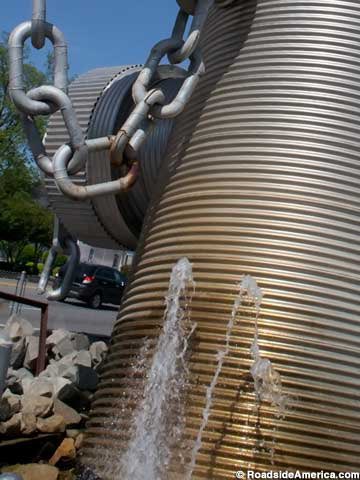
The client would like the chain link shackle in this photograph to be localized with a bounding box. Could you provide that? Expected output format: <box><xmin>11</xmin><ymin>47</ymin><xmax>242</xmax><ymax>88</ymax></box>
<box><xmin>9</xmin><ymin>0</ymin><xmax>210</xmax><ymax>200</ymax></box>
<box><xmin>111</xmin><ymin>0</ymin><xmax>209</xmax><ymax>163</ymax></box>
<box><xmin>31</xmin><ymin>0</ymin><xmax>47</xmax><ymax>49</ymax></box>
<box><xmin>132</xmin><ymin>0</ymin><xmax>209</xmax><ymax>118</ymax></box>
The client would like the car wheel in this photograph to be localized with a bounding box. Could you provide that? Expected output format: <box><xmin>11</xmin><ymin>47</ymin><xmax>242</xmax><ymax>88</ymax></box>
<box><xmin>88</xmin><ymin>292</ymin><xmax>102</xmax><ymax>309</ymax></box>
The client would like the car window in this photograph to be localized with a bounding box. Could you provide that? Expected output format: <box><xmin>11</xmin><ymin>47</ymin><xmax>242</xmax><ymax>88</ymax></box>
<box><xmin>97</xmin><ymin>268</ymin><xmax>115</xmax><ymax>281</ymax></box>
<box><xmin>114</xmin><ymin>271</ymin><xmax>126</xmax><ymax>284</ymax></box>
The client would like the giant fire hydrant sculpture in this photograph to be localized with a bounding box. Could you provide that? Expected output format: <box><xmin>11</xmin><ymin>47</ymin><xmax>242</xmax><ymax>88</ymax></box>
<box><xmin>8</xmin><ymin>0</ymin><xmax>360</xmax><ymax>478</ymax></box>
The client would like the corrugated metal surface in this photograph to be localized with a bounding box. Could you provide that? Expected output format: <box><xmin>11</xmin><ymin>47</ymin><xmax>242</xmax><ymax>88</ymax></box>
<box><xmin>83</xmin><ymin>0</ymin><xmax>360</xmax><ymax>477</ymax></box>
<box><xmin>44</xmin><ymin>65</ymin><xmax>140</xmax><ymax>249</ymax></box>
<box><xmin>45</xmin><ymin>66</ymin><xmax>182</xmax><ymax>250</ymax></box>
<box><xmin>87</xmin><ymin>73</ymin><xmax>184</xmax><ymax>245</ymax></box>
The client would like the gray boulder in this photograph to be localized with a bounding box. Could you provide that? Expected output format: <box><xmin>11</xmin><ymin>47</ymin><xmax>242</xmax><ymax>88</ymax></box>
<box><xmin>22</xmin><ymin>394</ymin><xmax>53</xmax><ymax>418</ymax></box>
<box><xmin>51</xmin><ymin>376</ymin><xmax>72</xmax><ymax>397</ymax></box>
<box><xmin>20</xmin><ymin>412</ymin><xmax>37</xmax><ymax>435</ymax></box>
<box><xmin>13</xmin><ymin>367</ymin><xmax>34</xmax><ymax>381</ymax></box>
<box><xmin>39</xmin><ymin>363</ymin><xmax>60</xmax><ymax>379</ymax></box>
<box><xmin>0</xmin><ymin>412</ymin><xmax>21</xmax><ymax>436</ymax></box>
<box><xmin>54</xmin><ymin>398</ymin><xmax>81</xmax><ymax>426</ymax></box>
<box><xmin>37</xmin><ymin>414</ymin><xmax>66</xmax><ymax>433</ymax></box>
<box><xmin>5</xmin><ymin>368</ymin><xmax>32</xmax><ymax>395</ymax></box>
<box><xmin>89</xmin><ymin>341</ymin><xmax>108</xmax><ymax>367</ymax></box>
<box><xmin>46</xmin><ymin>329</ymin><xmax>70</xmax><ymax>347</ymax></box>
<box><xmin>57</xmin><ymin>382</ymin><xmax>91</xmax><ymax>410</ymax></box>
<box><xmin>23</xmin><ymin>377</ymin><xmax>54</xmax><ymax>398</ymax></box>
<box><xmin>5</xmin><ymin>315</ymin><xmax>33</xmax><ymax>341</ymax></box>
<box><xmin>63</xmin><ymin>365</ymin><xmax>98</xmax><ymax>391</ymax></box>
<box><xmin>23</xmin><ymin>335</ymin><xmax>39</xmax><ymax>370</ymax></box>
<box><xmin>9</xmin><ymin>338</ymin><xmax>26</xmax><ymax>369</ymax></box>
<box><xmin>71</xmin><ymin>333</ymin><xmax>90</xmax><ymax>351</ymax></box>
<box><xmin>47</xmin><ymin>329</ymin><xmax>76</xmax><ymax>359</ymax></box>
<box><xmin>77</xmin><ymin>365</ymin><xmax>98</xmax><ymax>390</ymax></box>
<box><xmin>74</xmin><ymin>350</ymin><xmax>92</xmax><ymax>367</ymax></box>
<box><xmin>0</xmin><ymin>397</ymin><xmax>11</xmax><ymax>422</ymax></box>
<box><xmin>53</xmin><ymin>337</ymin><xmax>75</xmax><ymax>359</ymax></box>
<box><xmin>2</xmin><ymin>389</ymin><xmax>21</xmax><ymax>416</ymax></box>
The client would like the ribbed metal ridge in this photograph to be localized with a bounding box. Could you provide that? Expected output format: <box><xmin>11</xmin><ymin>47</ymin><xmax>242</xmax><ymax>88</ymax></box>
<box><xmin>44</xmin><ymin>65</ymin><xmax>140</xmax><ymax>249</ymax></box>
<box><xmin>83</xmin><ymin>0</ymin><xmax>360</xmax><ymax>477</ymax></box>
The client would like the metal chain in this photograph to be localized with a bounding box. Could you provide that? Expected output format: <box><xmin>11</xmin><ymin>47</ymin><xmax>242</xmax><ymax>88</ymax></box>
<box><xmin>9</xmin><ymin>0</ymin><xmax>211</xmax><ymax>200</ymax></box>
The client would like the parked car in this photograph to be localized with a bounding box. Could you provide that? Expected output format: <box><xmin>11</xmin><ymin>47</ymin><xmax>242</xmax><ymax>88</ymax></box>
<box><xmin>55</xmin><ymin>263</ymin><xmax>127</xmax><ymax>309</ymax></box>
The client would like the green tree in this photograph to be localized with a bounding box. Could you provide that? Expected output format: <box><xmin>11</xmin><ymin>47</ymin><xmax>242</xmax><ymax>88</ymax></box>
<box><xmin>0</xmin><ymin>33</ymin><xmax>53</xmax><ymax>269</ymax></box>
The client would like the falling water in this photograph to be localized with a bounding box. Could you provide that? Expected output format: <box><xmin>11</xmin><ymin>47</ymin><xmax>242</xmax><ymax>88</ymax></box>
<box><xmin>187</xmin><ymin>275</ymin><xmax>262</xmax><ymax>478</ymax></box>
<box><xmin>116</xmin><ymin>257</ymin><xmax>196</xmax><ymax>480</ymax></box>
<box><xmin>248</xmin><ymin>276</ymin><xmax>288</xmax><ymax>416</ymax></box>
<box><xmin>187</xmin><ymin>275</ymin><xmax>288</xmax><ymax>476</ymax></box>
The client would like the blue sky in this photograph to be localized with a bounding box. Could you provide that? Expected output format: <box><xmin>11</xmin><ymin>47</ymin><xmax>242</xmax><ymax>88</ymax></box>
<box><xmin>2</xmin><ymin>1</ymin><xmax>179</xmax><ymax>76</ymax></box>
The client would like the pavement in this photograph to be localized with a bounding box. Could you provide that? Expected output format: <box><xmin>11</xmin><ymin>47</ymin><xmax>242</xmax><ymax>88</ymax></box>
<box><xmin>0</xmin><ymin>278</ymin><xmax>118</xmax><ymax>337</ymax></box>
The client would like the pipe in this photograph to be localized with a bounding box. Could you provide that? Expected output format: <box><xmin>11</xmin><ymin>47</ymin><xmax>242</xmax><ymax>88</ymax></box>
<box><xmin>0</xmin><ymin>339</ymin><xmax>12</xmax><ymax>397</ymax></box>
<box><xmin>45</xmin><ymin>236</ymin><xmax>80</xmax><ymax>301</ymax></box>
<box><xmin>82</xmin><ymin>0</ymin><xmax>360</xmax><ymax>477</ymax></box>
<box><xmin>53</xmin><ymin>143</ymin><xmax>139</xmax><ymax>200</ymax></box>
<box><xmin>31</xmin><ymin>0</ymin><xmax>46</xmax><ymax>49</ymax></box>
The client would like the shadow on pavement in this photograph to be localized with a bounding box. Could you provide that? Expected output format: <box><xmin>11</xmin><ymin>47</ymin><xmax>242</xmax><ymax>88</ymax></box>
<box><xmin>61</xmin><ymin>299</ymin><xmax>118</xmax><ymax>312</ymax></box>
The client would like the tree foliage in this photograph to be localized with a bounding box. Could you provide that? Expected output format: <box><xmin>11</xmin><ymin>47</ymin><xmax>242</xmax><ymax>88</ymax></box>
<box><xmin>0</xmin><ymin>33</ymin><xmax>53</xmax><ymax>269</ymax></box>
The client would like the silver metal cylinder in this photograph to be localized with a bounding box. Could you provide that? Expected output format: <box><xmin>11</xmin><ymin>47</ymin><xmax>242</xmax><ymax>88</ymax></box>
<box><xmin>82</xmin><ymin>0</ymin><xmax>360</xmax><ymax>477</ymax></box>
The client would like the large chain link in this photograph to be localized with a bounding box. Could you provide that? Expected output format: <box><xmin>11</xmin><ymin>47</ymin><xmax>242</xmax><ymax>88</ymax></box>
<box><xmin>8</xmin><ymin>0</ymin><xmax>211</xmax><ymax>200</ymax></box>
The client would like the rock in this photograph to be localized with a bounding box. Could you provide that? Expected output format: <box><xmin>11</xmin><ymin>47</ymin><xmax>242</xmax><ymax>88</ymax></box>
<box><xmin>74</xmin><ymin>432</ymin><xmax>84</xmax><ymax>449</ymax></box>
<box><xmin>76</xmin><ymin>365</ymin><xmax>98</xmax><ymax>391</ymax></box>
<box><xmin>46</xmin><ymin>329</ymin><xmax>70</xmax><ymax>346</ymax></box>
<box><xmin>89</xmin><ymin>341</ymin><xmax>108</xmax><ymax>367</ymax></box>
<box><xmin>71</xmin><ymin>333</ymin><xmax>89</xmax><ymax>351</ymax></box>
<box><xmin>74</xmin><ymin>350</ymin><xmax>92</xmax><ymax>368</ymax></box>
<box><xmin>57</xmin><ymin>350</ymin><xmax>91</xmax><ymax>369</ymax></box>
<box><xmin>22</xmin><ymin>394</ymin><xmax>53</xmax><ymax>418</ymax></box>
<box><xmin>53</xmin><ymin>398</ymin><xmax>81</xmax><ymax>426</ymax></box>
<box><xmin>5</xmin><ymin>369</ymin><xmax>22</xmax><ymax>395</ymax></box>
<box><xmin>63</xmin><ymin>365</ymin><xmax>98</xmax><ymax>391</ymax></box>
<box><xmin>0</xmin><ymin>397</ymin><xmax>11</xmax><ymax>422</ymax></box>
<box><xmin>0</xmin><ymin>413</ymin><xmax>21</xmax><ymax>436</ymax></box>
<box><xmin>52</xmin><ymin>377</ymin><xmax>72</xmax><ymax>397</ymax></box>
<box><xmin>20</xmin><ymin>412</ymin><xmax>37</xmax><ymax>435</ymax></box>
<box><xmin>2</xmin><ymin>464</ymin><xmax>59</xmax><ymax>480</ymax></box>
<box><xmin>9</xmin><ymin>338</ymin><xmax>26</xmax><ymax>369</ymax></box>
<box><xmin>49</xmin><ymin>437</ymin><xmax>76</xmax><ymax>466</ymax></box>
<box><xmin>5</xmin><ymin>315</ymin><xmax>33</xmax><ymax>341</ymax></box>
<box><xmin>39</xmin><ymin>360</ymin><xmax>71</xmax><ymax>380</ymax></box>
<box><xmin>14</xmin><ymin>368</ymin><xmax>34</xmax><ymax>381</ymax></box>
<box><xmin>62</xmin><ymin>366</ymin><xmax>77</xmax><ymax>384</ymax></box>
<box><xmin>66</xmin><ymin>428</ymin><xmax>81</xmax><ymax>439</ymax></box>
<box><xmin>20</xmin><ymin>377</ymin><xmax>33</xmax><ymax>396</ymax></box>
<box><xmin>24</xmin><ymin>378</ymin><xmax>53</xmax><ymax>398</ymax></box>
<box><xmin>53</xmin><ymin>338</ymin><xmax>75</xmax><ymax>359</ymax></box>
<box><xmin>47</xmin><ymin>330</ymin><xmax>75</xmax><ymax>359</ymax></box>
<box><xmin>39</xmin><ymin>363</ymin><xmax>59</xmax><ymax>379</ymax></box>
<box><xmin>37</xmin><ymin>414</ymin><xmax>66</xmax><ymax>433</ymax></box>
<box><xmin>7</xmin><ymin>367</ymin><xmax>33</xmax><ymax>393</ymax></box>
<box><xmin>57</xmin><ymin>383</ymin><xmax>91</xmax><ymax>411</ymax></box>
<box><xmin>23</xmin><ymin>336</ymin><xmax>39</xmax><ymax>370</ymax></box>
<box><xmin>2</xmin><ymin>389</ymin><xmax>21</xmax><ymax>415</ymax></box>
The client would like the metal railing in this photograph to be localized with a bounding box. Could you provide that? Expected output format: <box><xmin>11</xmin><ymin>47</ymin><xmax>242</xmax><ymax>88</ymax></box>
<box><xmin>9</xmin><ymin>271</ymin><xmax>27</xmax><ymax>315</ymax></box>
